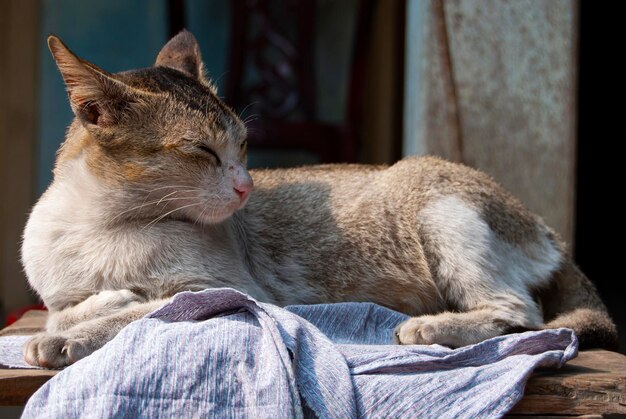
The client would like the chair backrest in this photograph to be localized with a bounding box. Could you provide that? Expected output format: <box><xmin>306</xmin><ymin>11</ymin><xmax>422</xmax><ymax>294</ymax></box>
<box><xmin>226</xmin><ymin>0</ymin><xmax>317</xmax><ymax>123</ymax></box>
<box><xmin>224</xmin><ymin>0</ymin><xmax>373</xmax><ymax>164</ymax></box>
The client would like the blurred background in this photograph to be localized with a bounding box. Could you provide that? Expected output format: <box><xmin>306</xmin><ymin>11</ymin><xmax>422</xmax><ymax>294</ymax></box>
<box><xmin>0</xmin><ymin>0</ymin><xmax>623</xmax><ymax>352</ymax></box>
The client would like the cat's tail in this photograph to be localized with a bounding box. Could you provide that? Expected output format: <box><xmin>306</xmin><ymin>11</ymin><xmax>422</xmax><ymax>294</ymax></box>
<box><xmin>541</xmin><ymin>260</ymin><xmax>618</xmax><ymax>350</ymax></box>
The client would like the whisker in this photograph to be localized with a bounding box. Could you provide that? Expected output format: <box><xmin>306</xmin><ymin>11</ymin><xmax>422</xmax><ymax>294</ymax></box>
<box><xmin>142</xmin><ymin>202</ymin><xmax>203</xmax><ymax>230</ymax></box>
<box><xmin>128</xmin><ymin>185</ymin><xmax>202</xmax><ymax>210</ymax></box>
<box><xmin>243</xmin><ymin>116</ymin><xmax>259</xmax><ymax>125</ymax></box>
<box><xmin>239</xmin><ymin>101</ymin><xmax>259</xmax><ymax>119</ymax></box>
<box><xmin>110</xmin><ymin>197</ymin><xmax>192</xmax><ymax>222</ymax></box>
<box><xmin>212</xmin><ymin>71</ymin><xmax>229</xmax><ymax>91</ymax></box>
<box><xmin>156</xmin><ymin>189</ymin><xmax>186</xmax><ymax>206</ymax></box>
<box><xmin>129</xmin><ymin>185</ymin><xmax>204</xmax><ymax>194</ymax></box>
<box><xmin>139</xmin><ymin>189</ymin><xmax>179</xmax><ymax>211</ymax></box>
<box><xmin>193</xmin><ymin>203</ymin><xmax>210</xmax><ymax>226</ymax></box>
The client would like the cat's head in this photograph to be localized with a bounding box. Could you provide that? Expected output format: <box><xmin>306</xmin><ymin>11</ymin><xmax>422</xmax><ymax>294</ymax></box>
<box><xmin>49</xmin><ymin>30</ymin><xmax>252</xmax><ymax>225</ymax></box>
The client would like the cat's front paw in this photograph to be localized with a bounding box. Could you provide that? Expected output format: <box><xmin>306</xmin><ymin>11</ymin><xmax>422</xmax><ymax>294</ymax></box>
<box><xmin>394</xmin><ymin>317</ymin><xmax>441</xmax><ymax>345</ymax></box>
<box><xmin>23</xmin><ymin>333</ymin><xmax>92</xmax><ymax>368</ymax></box>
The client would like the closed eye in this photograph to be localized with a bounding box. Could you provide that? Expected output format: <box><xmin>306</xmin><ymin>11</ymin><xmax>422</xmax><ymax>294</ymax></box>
<box><xmin>197</xmin><ymin>144</ymin><xmax>221</xmax><ymax>165</ymax></box>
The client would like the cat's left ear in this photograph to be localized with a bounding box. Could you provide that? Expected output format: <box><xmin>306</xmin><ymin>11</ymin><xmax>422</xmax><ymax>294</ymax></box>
<box><xmin>155</xmin><ymin>30</ymin><xmax>208</xmax><ymax>83</ymax></box>
<box><xmin>48</xmin><ymin>35</ymin><xmax>137</xmax><ymax>128</ymax></box>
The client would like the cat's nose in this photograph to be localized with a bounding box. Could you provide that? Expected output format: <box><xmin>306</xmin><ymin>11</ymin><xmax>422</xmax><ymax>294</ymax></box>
<box><xmin>234</xmin><ymin>183</ymin><xmax>252</xmax><ymax>201</ymax></box>
<box><xmin>231</xmin><ymin>164</ymin><xmax>253</xmax><ymax>202</ymax></box>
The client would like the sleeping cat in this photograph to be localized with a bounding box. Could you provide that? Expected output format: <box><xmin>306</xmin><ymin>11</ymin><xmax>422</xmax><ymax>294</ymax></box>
<box><xmin>22</xmin><ymin>31</ymin><xmax>617</xmax><ymax>368</ymax></box>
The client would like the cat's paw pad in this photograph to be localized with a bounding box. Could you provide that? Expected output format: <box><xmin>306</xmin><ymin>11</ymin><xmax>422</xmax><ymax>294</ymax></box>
<box><xmin>394</xmin><ymin>317</ymin><xmax>439</xmax><ymax>345</ymax></box>
<box><xmin>23</xmin><ymin>333</ymin><xmax>90</xmax><ymax>368</ymax></box>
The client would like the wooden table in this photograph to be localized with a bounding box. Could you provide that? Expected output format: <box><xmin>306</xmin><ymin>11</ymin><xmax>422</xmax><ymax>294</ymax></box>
<box><xmin>1</xmin><ymin>312</ymin><xmax>625</xmax><ymax>415</ymax></box>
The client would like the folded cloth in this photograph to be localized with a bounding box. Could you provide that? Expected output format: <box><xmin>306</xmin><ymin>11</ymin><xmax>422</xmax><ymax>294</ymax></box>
<box><xmin>22</xmin><ymin>288</ymin><xmax>577</xmax><ymax>419</ymax></box>
<box><xmin>0</xmin><ymin>335</ymin><xmax>37</xmax><ymax>368</ymax></box>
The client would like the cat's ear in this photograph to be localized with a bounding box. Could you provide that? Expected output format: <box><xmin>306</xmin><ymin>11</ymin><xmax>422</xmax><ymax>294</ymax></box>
<box><xmin>48</xmin><ymin>35</ymin><xmax>133</xmax><ymax>127</ymax></box>
<box><xmin>155</xmin><ymin>30</ymin><xmax>207</xmax><ymax>82</ymax></box>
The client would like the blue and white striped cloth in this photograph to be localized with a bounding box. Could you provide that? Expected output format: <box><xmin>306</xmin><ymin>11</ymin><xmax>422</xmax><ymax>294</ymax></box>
<box><xmin>23</xmin><ymin>288</ymin><xmax>577</xmax><ymax>418</ymax></box>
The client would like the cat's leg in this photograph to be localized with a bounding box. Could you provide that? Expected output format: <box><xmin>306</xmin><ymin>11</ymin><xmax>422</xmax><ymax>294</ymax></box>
<box><xmin>397</xmin><ymin>195</ymin><xmax>561</xmax><ymax>347</ymax></box>
<box><xmin>24</xmin><ymin>299</ymin><xmax>167</xmax><ymax>368</ymax></box>
<box><xmin>46</xmin><ymin>289</ymin><xmax>145</xmax><ymax>332</ymax></box>
<box><xmin>394</xmin><ymin>292</ymin><xmax>543</xmax><ymax>347</ymax></box>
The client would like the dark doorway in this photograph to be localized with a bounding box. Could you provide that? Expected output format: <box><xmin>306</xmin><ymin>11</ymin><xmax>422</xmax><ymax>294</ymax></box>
<box><xmin>575</xmin><ymin>2</ymin><xmax>625</xmax><ymax>353</ymax></box>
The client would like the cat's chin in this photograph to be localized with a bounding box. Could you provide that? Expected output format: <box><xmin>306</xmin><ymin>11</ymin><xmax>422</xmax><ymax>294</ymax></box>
<box><xmin>199</xmin><ymin>212</ymin><xmax>234</xmax><ymax>225</ymax></box>
<box><xmin>187</xmin><ymin>205</ymin><xmax>239</xmax><ymax>226</ymax></box>
<box><xmin>195</xmin><ymin>196</ymin><xmax>249</xmax><ymax>225</ymax></box>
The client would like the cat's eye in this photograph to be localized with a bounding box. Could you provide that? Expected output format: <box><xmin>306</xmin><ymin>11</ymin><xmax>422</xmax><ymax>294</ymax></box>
<box><xmin>196</xmin><ymin>144</ymin><xmax>221</xmax><ymax>164</ymax></box>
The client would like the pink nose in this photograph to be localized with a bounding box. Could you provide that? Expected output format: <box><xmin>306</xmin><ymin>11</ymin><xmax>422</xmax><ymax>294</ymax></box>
<box><xmin>234</xmin><ymin>184</ymin><xmax>252</xmax><ymax>201</ymax></box>
<box><xmin>230</xmin><ymin>163</ymin><xmax>253</xmax><ymax>202</ymax></box>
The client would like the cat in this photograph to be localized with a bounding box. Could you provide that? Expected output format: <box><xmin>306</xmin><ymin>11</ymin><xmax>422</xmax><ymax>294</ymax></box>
<box><xmin>21</xmin><ymin>30</ymin><xmax>617</xmax><ymax>368</ymax></box>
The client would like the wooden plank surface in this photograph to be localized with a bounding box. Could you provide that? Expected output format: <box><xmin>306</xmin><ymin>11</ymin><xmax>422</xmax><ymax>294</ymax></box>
<box><xmin>510</xmin><ymin>350</ymin><xmax>626</xmax><ymax>416</ymax></box>
<box><xmin>0</xmin><ymin>369</ymin><xmax>57</xmax><ymax>406</ymax></box>
<box><xmin>1</xmin><ymin>311</ymin><xmax>625</xmax><ymax>415</ymax></box>
<box><xmin>0</xmin><ymin>310</ymin><xmax>47</xmax><ymax>337</ymax></box>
